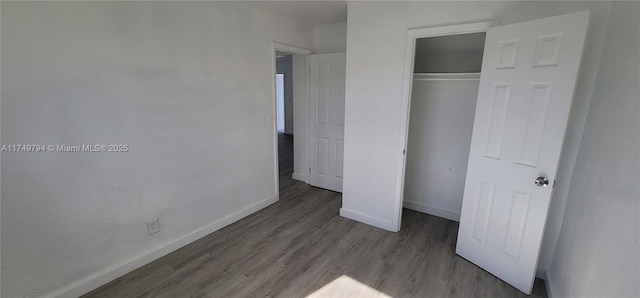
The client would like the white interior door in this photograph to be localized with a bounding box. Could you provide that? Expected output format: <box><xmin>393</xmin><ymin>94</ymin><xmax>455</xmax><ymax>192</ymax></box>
<box><xmin>456</xmin><ymin>11</ymin><xmax>589</xmax><ymax>294</ymax></box>
<box><xmin>309</xmin><ymin>53</ymin><xmax>346</xmax><ymax>193</ymax></box>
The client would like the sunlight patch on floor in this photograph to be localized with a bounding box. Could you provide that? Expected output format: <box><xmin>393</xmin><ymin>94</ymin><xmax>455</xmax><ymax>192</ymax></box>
<box><xmin>306</xmin><ymin>275</ymin><xmax>392</xmax><ymax>298</ymax></box>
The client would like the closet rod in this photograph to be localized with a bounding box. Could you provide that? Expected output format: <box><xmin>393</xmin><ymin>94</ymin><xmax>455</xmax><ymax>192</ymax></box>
<box><xmin>413</xmin><ymin>73</ymin><xmax>480</xmax><ymax>81</ymax></box>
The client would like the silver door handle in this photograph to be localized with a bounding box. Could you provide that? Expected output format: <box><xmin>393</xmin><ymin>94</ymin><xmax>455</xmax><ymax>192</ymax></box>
<box><xmin>534</xmin><ymin>177</ymin><xmax>549</xmax><ymax>187</ymax></box>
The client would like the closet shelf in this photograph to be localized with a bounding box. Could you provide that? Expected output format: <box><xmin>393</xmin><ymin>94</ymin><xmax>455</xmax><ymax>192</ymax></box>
<box><xmin>413</xmin><ymin>73</ymin><xmax>480</xmax><ymax>81</ymax></box>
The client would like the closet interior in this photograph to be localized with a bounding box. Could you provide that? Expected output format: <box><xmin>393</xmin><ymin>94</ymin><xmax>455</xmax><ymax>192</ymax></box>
<box><xmin>402</xmin><ymin>32</ymin><xmax>486</xmax><ymax>222</ymax></box>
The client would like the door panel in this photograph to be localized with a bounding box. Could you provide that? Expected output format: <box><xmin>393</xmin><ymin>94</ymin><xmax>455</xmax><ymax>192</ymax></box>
<box><xmin>317</xmin><ymin>85</ymin><xmax>330</xmax><ymax>125</ymax></box>
<box><xmin>456</xmin><ymin>11</ymin><xmax>589</xmax><ymax>294</ymax></box>
<box><xmin>310</xmin><ymin>53</ymin><xmax>346</xmax><ymax>192</ymax></box>
<box><xmin>484</xmin><ymin>83</ymin><xmax>512</xmax><ymax>159</ymax></box>
<box><xmin>316</xmin><ymin>137</ymin><xmax>329</xmax><ymax>175</ymax></box>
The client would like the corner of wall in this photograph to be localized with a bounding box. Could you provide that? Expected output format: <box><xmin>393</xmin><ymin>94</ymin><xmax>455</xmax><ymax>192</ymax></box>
<box><xmin>544</xmin><ymin>269</ymin><xmax>558</xmax><ymax>298</ymax></box>
<box><xmin>339</xmin><ymin>208</ymin><xmax>397</xmax><ymax>232</ymax></box>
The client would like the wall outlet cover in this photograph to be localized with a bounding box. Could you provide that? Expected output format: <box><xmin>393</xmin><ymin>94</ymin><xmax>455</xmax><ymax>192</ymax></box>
<box><xmin>147</xmin><ymin>218</ymin><xmax>160</xmax><ymax>235</ymax></box>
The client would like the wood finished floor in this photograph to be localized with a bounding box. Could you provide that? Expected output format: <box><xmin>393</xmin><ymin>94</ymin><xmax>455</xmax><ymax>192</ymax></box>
<box><xmin>85</xmin><ymin>133</ymin><xmax>547</xmax><ymax>298</ymax></box>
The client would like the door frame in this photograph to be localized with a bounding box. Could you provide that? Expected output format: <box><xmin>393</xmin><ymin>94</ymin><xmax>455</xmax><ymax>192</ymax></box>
<box><xmin>270</xmin><ymin>42</ymin><xmax>312</xmax><ymax>199</ymax></box>
<box><xmin>392</xmin><ymin>21</ymin><xmax>499</xmax><ymax>232</ymax></box>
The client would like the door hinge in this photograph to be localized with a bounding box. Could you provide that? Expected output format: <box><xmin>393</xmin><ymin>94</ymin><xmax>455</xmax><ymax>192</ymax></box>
<box><xmin>403</xmin><ymin>149</ymin><xmax>406</xmax><ymax>155</ymax></box>
<box><xmin>553</xmin><ymin>180</ymin><xmax>557</xmax><ymax>188</ymax></box>
<box><xmin>309</xmin><ymin>167</ymin><xmax>311</xmax><ymax>173</ymax></box>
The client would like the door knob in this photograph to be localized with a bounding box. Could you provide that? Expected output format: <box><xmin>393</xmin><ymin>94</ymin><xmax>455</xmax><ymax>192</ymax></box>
<box><xmin>534</xmin><ymin>177</ymin><xmax>549</xmax><ymax>187</ymax></box>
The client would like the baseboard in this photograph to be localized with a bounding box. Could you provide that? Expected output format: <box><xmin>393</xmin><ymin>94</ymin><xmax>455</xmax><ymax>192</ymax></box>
<box><xmin>292</xmin><ymin>172</ymin><xmax>307</xmax><ymax>183</ymax></box>
<box><xmin>340</xmin><ymin>208</ymin><xmax>396</xmax><ymax>232</ymax></box>
<box><xmin>50</xmin><ymin>194</ymin><xmax>279</xmax><ymax>298</ymax></box>
<box><xmin>403</xmin><ymin>200</ymin><xmax>460</xmax><ymax>222</ymax></box>
<box><xmin>544</xmin><ymin>270</ymin><xmax>558</xmax><ymax>298</ymax></box>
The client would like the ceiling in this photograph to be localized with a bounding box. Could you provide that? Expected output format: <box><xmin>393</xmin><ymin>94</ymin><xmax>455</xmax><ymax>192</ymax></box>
<box><xmin>243</xmin><ymin>1</ymin><xmax>348</xmax><ymax>27</ymax></box>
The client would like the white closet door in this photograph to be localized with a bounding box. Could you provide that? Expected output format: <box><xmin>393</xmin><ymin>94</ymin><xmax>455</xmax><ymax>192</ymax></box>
<box><xmin>456</xmin><ymin>11</ymin><xmax>589</xmax><ymax>294</ymax></box>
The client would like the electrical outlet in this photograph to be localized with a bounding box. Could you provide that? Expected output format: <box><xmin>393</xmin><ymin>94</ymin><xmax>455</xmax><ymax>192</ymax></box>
<box><xmin>147</xmin><ymin>218</ymin><xmax>160</xmax><ymax>235</ymax></box>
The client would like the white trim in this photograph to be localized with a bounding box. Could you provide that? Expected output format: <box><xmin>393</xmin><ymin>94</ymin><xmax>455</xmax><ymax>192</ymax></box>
<box><xmin>392</xmin><ymin>20</ymin><xmax>499</xmax><ymax>232</ymax></box>
<box><xmin>403</xmin><ymin>200</ymin><xmax>461</xmax><ymax>222</ymax></box>
<box><xmin>308</xmin><ymin>54</ymin><xmax>318</xmax><ymax>188</ymax></box>
<box><xmin>340</xmin><ymin>208</ymin><xmax>396</xmax><ymax>232</ymax></box>
<box><xmin>273</xmin><ymin>42</ymin><xmax>313</xmax><ymax>55</ymax></box>
<box><xmin>51</xmin><ymin>194</ymin><xmax>278</xmax><ymax>298</ymax></box>
<box><xmin>292</xmin><ymin>173</ymin><xmax>307</xmax><ymax>182</ymax></box>
<box><xmin>413</xmin><ymin>73</ymin><xmax>480</xmax><ymax>81</ymax></box>
<box><xmin>305</xmin><ymin>55</ymin><xmax>312</xmax><ymax>185</ymax></box>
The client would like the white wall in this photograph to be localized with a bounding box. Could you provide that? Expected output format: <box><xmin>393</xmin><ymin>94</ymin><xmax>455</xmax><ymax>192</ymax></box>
<box><xmin>276</xmin><ymin>55</ymin><xmax>294</xmax><ymax>134</ymax></box>
<box><xmin>341</xmin><ymin>1</ymin><xmax>612</xmax><ymax>274</ymax></box>
<box><xmin>403</xmin><ymin>78</ymin><xmax>479</xmax><ymax>221</ymax></box>
<box><xmin>313</xmin><ymin>22</ymin><xmax>347</xmax><ymax>54</ymax></box>
<box><xmin>0</xmin><ymin>2</ymin><xmax>313</xmax><ymax>297</ymax></box>
<box><xmin>413</xmin><ymin>33</ymin><xmax>486</xmax><ymax>73</ymax></box>
<box><xmin>292</xmin><ymin>54</ymin><xmax>310</xmax><ymax>182</ymax></box>
<box><xmin>547</xmin><ymin>2</ymin><xmax>639</xmax><ymax>296</ymax></box>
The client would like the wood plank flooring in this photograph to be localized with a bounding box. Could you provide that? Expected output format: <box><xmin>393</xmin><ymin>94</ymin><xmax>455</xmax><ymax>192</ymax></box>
<box><xmin>84</xmin><ymin>133</ymin><xmax>547</xmax><ymax>298</ymax></box>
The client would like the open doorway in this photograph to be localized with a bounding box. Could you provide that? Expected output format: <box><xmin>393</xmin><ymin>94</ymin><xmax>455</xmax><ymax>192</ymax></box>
<box><xmin>271</xmin><ymin>43</ymin><xmax>312</xmax><ymax>198</ymax></box>
<box><xmin>276</xmin><ymin>55</ymin><xmax>293</xmax><ymax>135</ymax></box>
<box><xmin>402</xmin><ymin>32</ymin><xmax>486</xmax><ymax>222</ymax></box>
<box><xmin>275</xmin><ymin>53</ymin><xmax>296</xmax><ymax>189</ymax></box>
<box><xmin>394</xmin><ymin>22</ymin><xmax>494</xmax><ymax>229</ymax></box>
